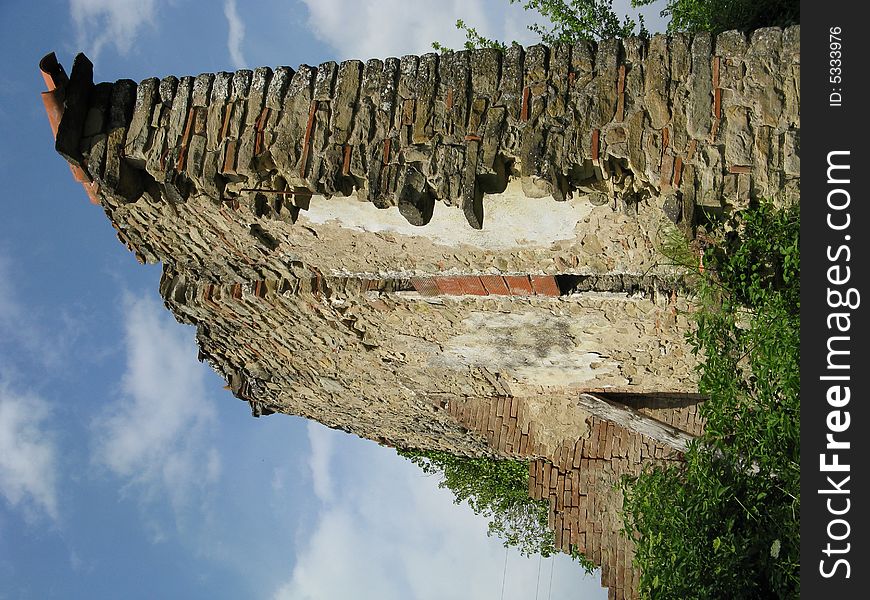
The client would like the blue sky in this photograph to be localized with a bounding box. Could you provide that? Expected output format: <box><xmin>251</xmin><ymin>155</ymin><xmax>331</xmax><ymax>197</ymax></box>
<box><xmin>0</xmin><ymin>1</ymin><xmax>666</xmax><ymax>598</ymax></box>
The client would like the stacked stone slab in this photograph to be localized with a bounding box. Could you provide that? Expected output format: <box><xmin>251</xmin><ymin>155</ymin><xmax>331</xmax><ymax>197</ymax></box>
<box><xmin>47</xmin><ymin>26</ymin><xmax>799</xmax><ymax>600</ymax></box>
<box><xmin>63</xmin><ymin>26</ymin><xmax>798</xmax><ymax>275</ymax></box>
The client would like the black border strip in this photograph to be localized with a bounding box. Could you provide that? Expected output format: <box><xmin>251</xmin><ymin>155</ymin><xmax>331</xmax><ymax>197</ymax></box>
<box><xmin>801</xmin><ymin>2</ymin><xmax>869</xmax><ymax>594</ymax></box>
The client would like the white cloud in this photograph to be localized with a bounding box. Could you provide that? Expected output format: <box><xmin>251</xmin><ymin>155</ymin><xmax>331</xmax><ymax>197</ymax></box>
<box><xmin>69</xmin><ymin>0</ymin><xmax>158</xmax><ymax>59</ymax></box>
<box><xmin>92</xmin><ymin>293</ymin><xmax>220</xmax><ymax>518</ymax></box>
<box><xmin>306</xmin><ymin>421</ymin><xmax>334</xmax><ymax>502</ymax></box>
<box><xmin>0</xmin><ymin>255</ymin><xmax>77</xmax><ymax>371</ymax></box>
<box><xmin>0</xmin><ymin>254</ymin><xmax>61</xmax><ymax>522</ymax></box>
<box><xmin>0</xmin><ymin>383</ymin><xmax>59</xmax><ymax>522</ymax></box>
<box><xmin>299</xmin><ymin>0</ymin><xmax>541</xmax><ymax>60</ymax></box>
<box><xmin>274</xmin><ymin>425</ymin><xmax>605</xmax><ymax>600</ymax></box>
<box><xmin>224</xmin><ymin>0</ymin><xmax>248</xmax><ymax>69</ymax></box>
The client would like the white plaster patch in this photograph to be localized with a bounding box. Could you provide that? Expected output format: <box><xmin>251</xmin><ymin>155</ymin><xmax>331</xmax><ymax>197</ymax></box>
<box><xmin>435</xmin><ymin>311</ymin><xmax>627</xmax><ymax>388</ymax></box>
<box><xmin>300</xmin><ymin>180</ymin><xmax>593</xmax><ymax>250</ymax></box>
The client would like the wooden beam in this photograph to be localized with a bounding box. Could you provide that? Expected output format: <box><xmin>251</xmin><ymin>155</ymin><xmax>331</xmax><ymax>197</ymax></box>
<box><xmin>577</xmin><ymin>393</ymin><xmax>695</xmax><ymax>453</ymax></box>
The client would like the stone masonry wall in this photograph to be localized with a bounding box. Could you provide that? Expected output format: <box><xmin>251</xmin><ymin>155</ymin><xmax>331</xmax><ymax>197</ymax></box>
<box><xmin>47</xmin><ymin>26</ymin><xmax>798</xmax><ymax>600</ymax></box>
<box><xmin>58</xmin><ymin>26</ymin><xmax>798</xmax><ymax>286</ymax></box>
<box><xmin>159</xmin><ymin>266</ymin><xmax>699</xmax><ymax>452</ymax></box>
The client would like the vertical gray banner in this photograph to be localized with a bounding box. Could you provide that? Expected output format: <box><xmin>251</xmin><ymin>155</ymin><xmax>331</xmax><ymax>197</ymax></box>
<box><xmin>801</xmin><ymin>1</ymin><xmax>868</xmax><ymax>595</ymax></box>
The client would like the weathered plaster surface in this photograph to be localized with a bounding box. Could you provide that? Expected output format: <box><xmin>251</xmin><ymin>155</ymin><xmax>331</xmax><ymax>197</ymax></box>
<box><xmin>303</xmin><ymin>180</ymin><xmax>594</xmax><ymax>250</ymax></box>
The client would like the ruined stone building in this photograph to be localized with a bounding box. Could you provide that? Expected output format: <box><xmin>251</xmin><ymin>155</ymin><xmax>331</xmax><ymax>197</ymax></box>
<box><xmin>42</xmin><ymin>25</ymin><xmax>798</xmax><ymax>599</ymax></box>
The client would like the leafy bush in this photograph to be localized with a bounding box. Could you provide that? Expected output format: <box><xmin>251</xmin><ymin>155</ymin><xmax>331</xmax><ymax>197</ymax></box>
<box><xmin>398</xmin><ymin>448</ymin><xmax>595</xmax><ymax>571</ymax></box>
<box><xmin>621</xmin><ymin>203</ymin><xmax>800</xmax><ymax>599</ymax></box>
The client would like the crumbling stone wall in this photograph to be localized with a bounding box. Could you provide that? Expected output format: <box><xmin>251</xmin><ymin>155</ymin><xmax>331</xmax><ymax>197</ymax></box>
<box><xmin>45</xmin><ymin>25</ymin><xmax>798</xmax><ymax>600</ymax></box>
<box><xmin>159</xmin><ymin>266</ymin><xmax>697</xmax><ymax>450</ymax></box>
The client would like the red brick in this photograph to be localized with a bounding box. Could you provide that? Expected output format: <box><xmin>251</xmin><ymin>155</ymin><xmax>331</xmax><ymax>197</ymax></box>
<box><xmin>342</xmin><ymin>144</ymin><xmax>352</xmax><ymax>175</ymax></box>
<box><xmin>475</xmin><ymin>402</ymin><xmax>487</xmax><ymax>430</ymax></box>
<box><xmin>434</xmin><ymin>276</ymin><xmax>464</xmax><ymax>295</ymax></box>
<box><xmin>604</xmin><ymin>426</ymin><xmax>614</xmax><ymax>458</ymax></box>
<box><xmin>458</xmin><ymin>276</ymin><xmax>487</xmax><ymax>296</ymax></box>
<box><xmin>221</xmin><ymin>140</ymin><xmax>238</xmax><ymax>175</ymax></box>
<box><xmin>504</xmin><ymin>275</ymin><xmax>533</xmax><ymax>296</ymax></box>
<box><xmin>176</xmin><ymin>107</ymin><xmax>195</xmax><ymax>172</ymax></box>
<box><xmin>479</xmin><ymin>275</ymin><xmax>510</xmax><ymax>295</ymax></box>
<box><xmin>714</xmin><ymin>86</ymin><xmax>722</xmax><ymax>119</ymax></box>
<box><xmin>495</xmin><ymin>396</ymin><xmax>505</xmax><ymax>417</ymax></box>
<box><xmin>530</xmin><ymin>275</ymin><xmax>559</xmax><ymax>296</ymax></box>
<box><xmin>486</xmin><ymin>399</ymin><xmax>498</xmax><ymax>432</ymax></box>
<box><xmin>299</xmin><ymin>101</ymin><xmax>317</xmax><ymax>177</ymax></box>
<box><xmin>592</xmin><ymin>128</ymin><xmax>600</xmax><ymax>162</ymax></box>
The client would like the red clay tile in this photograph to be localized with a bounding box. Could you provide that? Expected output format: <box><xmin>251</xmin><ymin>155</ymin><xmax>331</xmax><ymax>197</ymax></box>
<box><xmin>504</xmin><ymin>275</ymin><xmax>533</xmax><ymax>296</ymax></box>
<box><xmin>591</xmin><ymin>129</ymin><xmax>600</xmax><ymax>162</ymax></box>
<box><xmin>458</xmin><ymin>276</ymin><xmax>487</xmax><ymax>296</ymax></box>
<box><xmin>299</xmin><ymin>100</ymin><xmax>317</xmax><ymax>177</ymax></box>
<box><xmin>434</xmin><ymin>276</ymin><xmax>464</xmax><ymax>295</ymax></box>
<box><xmin>530</xmin><ymin>275</ymin><xmax>559</xmax><ymax>296</ymax></box>
<box><xmin>478</xmin><ymin>275</ymin><xmax>508</xmax><ymax>295</ymax></box>
<box><xmin>342</xmin><ymin>144</ymin><xmax>352</xmax><ymax>175</ymax></box>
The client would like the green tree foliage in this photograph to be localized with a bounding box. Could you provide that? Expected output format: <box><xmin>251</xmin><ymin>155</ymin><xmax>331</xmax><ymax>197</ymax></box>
<box><xmin>435</xmin><ymin>0</ymin><xmax>799</xmax><ymax>51</ymax></box>
<box><xmin>433</xmin><ymin>0</ymin><xmax>645</xmax><ymax>51</ymax></box>
<box><xmin>621</xmin><ymin>203</ymin><xmax>800</xmax><ymax>599</ymax></box>
<box><xmin>397</xmin><ymin>448</ymin><xmax>594</xmax><ymax>571</ymax></box>
<box><xmin>634</xmin><ymin>0</ymin><xmax>799</xmax><ymax>34</ymax></box>
<box><xmin>509</xmin><ymin>0</ymin><xmax>645</xmax><ymax>42</ymax></box>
